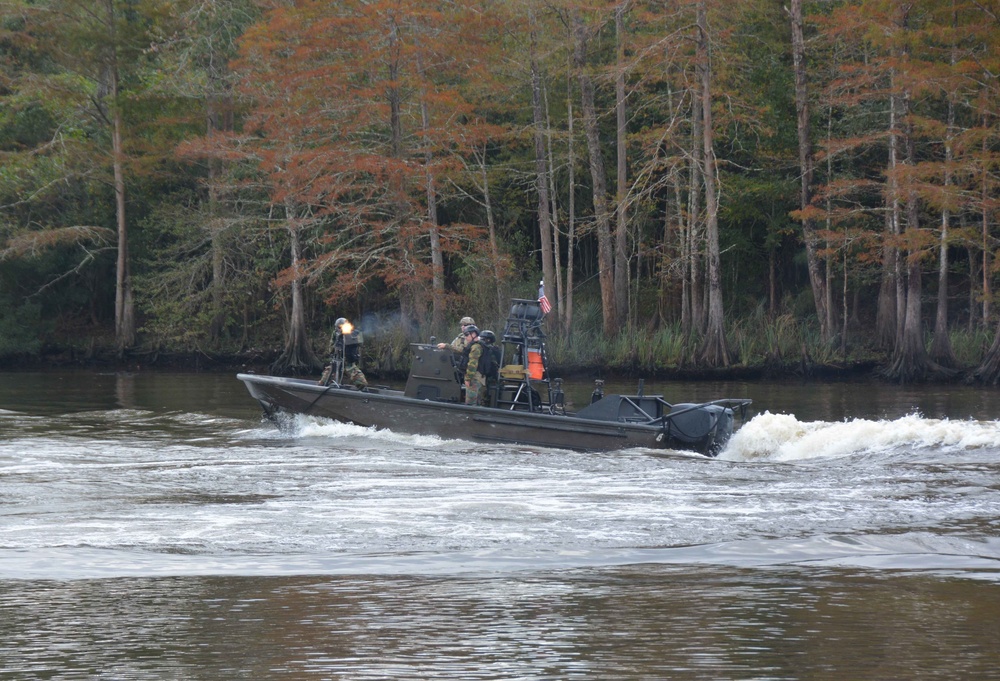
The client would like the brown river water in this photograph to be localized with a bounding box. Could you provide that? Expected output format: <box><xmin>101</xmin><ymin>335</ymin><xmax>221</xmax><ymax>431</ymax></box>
<box><xmin>1</xmin><ymin>370</ymin><xmax>999</xmax><ymax>679</ymax></box>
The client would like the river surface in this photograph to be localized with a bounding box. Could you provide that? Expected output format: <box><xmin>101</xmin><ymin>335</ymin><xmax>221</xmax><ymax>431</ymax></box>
<box><xmin>2</xmin><ymin>370</ymin><xmax>999</xmax><ymax>679</ymax></box>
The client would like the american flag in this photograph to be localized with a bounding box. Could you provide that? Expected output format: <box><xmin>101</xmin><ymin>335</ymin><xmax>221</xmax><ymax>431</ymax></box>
<box><xmin>538</xmin><ymin>281</ymin><xmax>552</xmax><ymax>315</ymax></box>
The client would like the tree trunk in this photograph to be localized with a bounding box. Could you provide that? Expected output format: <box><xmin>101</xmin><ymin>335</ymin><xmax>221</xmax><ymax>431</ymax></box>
<box><xmin>930</xmin><ymin>46</ymin><xmax>957</xmax><ymax>367</ymax></box>
<box><xmin>885</xmin><ymin>76</ymin><xmax>951</xmax><ymax>381</ymax></box>
<box><xmin>530</xmin><ymin>25</ymin><xmax>555</xmax><ymax>322</ymax></box>
<box><xmin>424</xmin><ymin>156</ymin><xmax>444</xmax><ymax>334</ymax></box>
<box><xmin>841</xmin><ymin>246</ymin><xmax>849</xmax><ymax>359</ymax></box>
<box><xmin>695</xmin><ymin>1</ymin><xmax>729</xmax><ymax>367</ymax></box>
<box><xmin>613</xmin><ymin>3</ymin><xmax>629</xmax><ymax>328</ymax></box>
<box><xmin>788</xmin><ymin>0</ymin><xmax>830</xmax><ymax>342</ymax></box>
<box><xmin>417</xmin><ymin>48</ymin><xmax>445</xmax><ymax>334</ymax></box>
<box><xmin>870</xmin><ymin>89</ymin><xmax>895</xmax><ymax>348</ymax></box>
<box><xmin>886</xmin><ymin>241</ymin><xmax>929</xmax><ymax>382</ymax></box>
<box><xmin>769</xmin><ymin>248</ymin><xmax>777</xmax><ymax>316</ymax></box>
<box><xmin>543</xmin><ymin>79</ymin><xmax>564</xmax><ymax>323</ymax></box>
<box><xmin>884</xmin><ymin>5</ymin><xmax>954</xmax><ymax>381</ymax></box>
<box><xmin>687</xmin><ymin>79</ymin><xmax>704</xmax><ymax>341</ymax></box>
<box><xmin>387</xmin><ymin>18</ymin><xmax>418</xmax><ymax>327</ymax></box>
<box><xmin>973</xmin><ymin>320</ymin><xmax>1000</xmax><ymax>384</ymax></box>
<box><xmin>107</xmin><ymin>18</ymin><xmax>134</xmax><ymax>354</ymax></box>
<box><xmin>207</xmin><ymin>80</ymin><xmax>232</xmax><ymax>343</ymax></box>
<box><xmin>982</xmin><ymin>121</ymin><xmax>992</xmax><ymax>328</ymax></box>
<box><xmin>573</xmin><ymin>11</ymin><xmax>616</xmax><ymax>334</ymax></box>
<box><xmin>880</xmin><ymin>80</ymin><xmax>905</xmax><ymax>350</ymax></box>
<box><xmin>564</xmin><ymin>59</ymin><xmax>576</xmax><ymax>337</ymax></box>
<box><xmin>876</xmin><ymin>211</ymin><xmax>898</xmax><ymax>349</ymax></box>
<box><xmin>887</xmin><ymin>118</ymin><xmax>929</xmax><ymax>380</ymax></box>
<box><xmin>824</xmin><ymin>106</ymin><xmax>836</xmax><ymax>340</ymax></box>
<box><xmin>675</xmin><ymin>161</ymin><xmax>688</xmax><ymax>333</ymax></box>
<box><xmin>272</xmin><ymin>202</ymin><xmax>321</xmax><ymax>374</ymax></box>
<box><xmin>478</xmin><ymin>143</ymin><xmax>504</xmax><ymax>319</ymax></box>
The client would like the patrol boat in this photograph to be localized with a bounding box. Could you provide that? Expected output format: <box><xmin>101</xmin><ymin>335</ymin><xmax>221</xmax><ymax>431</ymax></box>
<box><xmin>237</xmin><ymin>299</ymin><xmax>752</xmax><ymax>456</ymax></box>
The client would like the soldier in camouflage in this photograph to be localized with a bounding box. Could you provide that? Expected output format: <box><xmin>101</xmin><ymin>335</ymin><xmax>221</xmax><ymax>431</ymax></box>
<box><xmin>320</xmin><ymin>317</ymin><xmax>368</xmax><ymax>390</ymax></box>
<box><xmin>461</xmin><ymin>325</ymin><xmax>484</xmax><ymax>405</ymax></box>
<box><xmin>437</xmin><ymin>316</ymin><xmax>476</xmax><ymax>354</ymax></box>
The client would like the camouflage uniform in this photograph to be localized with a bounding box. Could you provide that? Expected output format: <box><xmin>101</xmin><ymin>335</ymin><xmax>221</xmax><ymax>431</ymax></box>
<box><xmin>344</xmin><ymin>362</ymin><xmax>367</xmax><ymax>390</ymax></box>
<box><xmin>440</xmin><ymin>316</ymin><xmax>475</xmax><ymax>355</ymax></box>
<box><xmin>446</xmin><ymin>333</ymin><xmax>469</xmax><ymax>354</ymax></box>
<box><xmin>464</xmin><ymin>340</ymin><xmax>485</xmax><ymax>405</ymax></box>
<box><xmin>341</xmin><ymin>335</ymin><xmax>368</xmax><ymax>390</ymax></box>
<box><xmin>322</xmin><ymin>321</ymin><xmax>368</xmax><ymax>390</ymax></box>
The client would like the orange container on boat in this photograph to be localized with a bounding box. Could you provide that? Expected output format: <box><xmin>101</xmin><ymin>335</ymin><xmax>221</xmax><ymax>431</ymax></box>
<box><xmin>527</xmin><ymin>349</ymin><xmax>544</xmax><ymax>380</ymax></box>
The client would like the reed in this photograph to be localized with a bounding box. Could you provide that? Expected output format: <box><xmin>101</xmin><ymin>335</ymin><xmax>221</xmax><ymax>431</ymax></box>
<box><xmin>363</xmin><ymin>297</ymin><xmax>1000</xmax><ymax>378</ymax></box>
<box><xmin>728</xmin><ymin>304</ymin><xmax>804</xmax><ymax>366</ymax></box>
<box><xmin>949</xmin><ymin>328</ymin><xmax>993</xmax><ymax>367</ymax></box>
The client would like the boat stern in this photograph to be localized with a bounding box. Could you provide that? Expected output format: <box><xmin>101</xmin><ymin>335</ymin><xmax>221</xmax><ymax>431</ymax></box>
<box><xmin>666</xmin><ymin>403</ymin><xmax>734</xmax><ymax>455</ymax></box>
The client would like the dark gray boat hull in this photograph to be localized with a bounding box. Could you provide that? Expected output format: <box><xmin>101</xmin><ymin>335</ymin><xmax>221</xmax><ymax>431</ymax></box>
<box><xmin>237</xmin><ymin>373</ymin><xmax>741</xmax><ymax>455</ymax></box>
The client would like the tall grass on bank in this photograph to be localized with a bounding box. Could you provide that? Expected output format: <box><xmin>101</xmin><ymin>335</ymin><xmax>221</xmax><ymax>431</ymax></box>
<box><xmin>550</xmin><ymin>301</ymin><xmax>826</xmax><ymax>372</ymax></box>
<box><xmin>730</xmin><ymin>306</ymin><xmax>802</xmax><ymax>366</ymax></box>
<box><xmin>547</xmin><ymin>323</ymin><xmax>690</xmax><ymax>371</ymax></box>
<box><xmin>949</xmin><ymin>327</ymin><xmax>994</xmax><ymax>367</ymax></box>
<box><xmin>349</xmin><ymin>301</ymin><xmax>995</xmax><ymax>378</ymax></box>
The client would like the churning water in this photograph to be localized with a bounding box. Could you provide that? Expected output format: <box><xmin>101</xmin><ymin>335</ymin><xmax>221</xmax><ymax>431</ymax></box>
<box><xmin>1</xmin><ymin>371</ymin><xmax>999</xmax><ymax>679</ymax></box>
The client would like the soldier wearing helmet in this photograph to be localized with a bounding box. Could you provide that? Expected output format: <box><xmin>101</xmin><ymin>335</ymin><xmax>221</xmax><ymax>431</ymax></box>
<box><xmin>459</xmin><ymin>326</ymin><xmax>501</xmax><ymax>406</ymax></box>
<box><xmin>460</xmin><ymin>325</ymin><xmax>484</xmax><ymax>405</ymax></box>
<box><xmin>437</xmin><ymin>315</ymin><xmax>477</xmax><ymax>354</ymax></box>
<box><xmin>319</xmin><ymin>316</ymin><xmax>368</xmax><ymax>389</ymax></box>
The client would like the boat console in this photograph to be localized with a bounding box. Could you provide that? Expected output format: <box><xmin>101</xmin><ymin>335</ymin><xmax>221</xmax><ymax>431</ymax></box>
<box><xmin>403</xmin><ymin>343</ymin><xmax>463</xmax><ymax>402</ymax></box>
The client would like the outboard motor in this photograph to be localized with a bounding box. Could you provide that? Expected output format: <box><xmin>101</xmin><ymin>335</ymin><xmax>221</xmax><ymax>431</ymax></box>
<box><xmin>666</xmin><ymin>403</ymin><xmax>735</xmax><ymax>456</ymax></box>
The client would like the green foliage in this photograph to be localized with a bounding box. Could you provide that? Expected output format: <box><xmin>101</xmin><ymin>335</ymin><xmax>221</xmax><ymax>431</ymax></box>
<box><xmin>951</xmin><ymin>328</ymin><xmax>993</xmax><ymax>368</ymax></box>
<box><xmin>0</xmin><ymin>0</ymin><xmax>996</xmax><ymax>382</ymax></box>
<box><xmin>0</xmin><ymin>102</ymin><xmax>56</xmax><ymax>151</ymax></box>
<box><xmin>0</xmin><ymin>293</ymin><xmax>44</xmax><ymax>358</ymax></box>
<box><xmin>729</xmin><ymin>304</ymin><xmax>804</xmax><ymax>366</ymax></box>
<box><xmin>135</xmin><ymin>190</ymin><xmax>286</xmax><ymax>353</ymax></box>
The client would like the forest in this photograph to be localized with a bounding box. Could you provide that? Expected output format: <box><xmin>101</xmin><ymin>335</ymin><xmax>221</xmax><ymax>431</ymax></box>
<box><xmin>1</xmin><ymin>0</ymin><xmax>1000</xmax><ymax>383</ymax></box>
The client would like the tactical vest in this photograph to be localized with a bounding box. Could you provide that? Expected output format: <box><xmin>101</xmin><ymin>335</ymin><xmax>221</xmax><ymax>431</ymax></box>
<box><xmin>463</xmin><ymin>340</ymin><xmax>499</xmax><ymax>378</ymax></box>
<box><xmin>459</xmin><ymin>340</ymin><xmax>476</xmax><ymax>374</ymax></box>
<box><xmin>336</xmin><ymin>330</ymin><xmax>362</xmax><ymax>364</ymax></box>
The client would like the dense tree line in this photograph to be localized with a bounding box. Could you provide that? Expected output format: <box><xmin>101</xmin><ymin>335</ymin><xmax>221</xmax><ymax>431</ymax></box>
<box><xmin>1</xmin><ymin>0</ymin><xmax>999</xmax><ymax>381</ymax></box>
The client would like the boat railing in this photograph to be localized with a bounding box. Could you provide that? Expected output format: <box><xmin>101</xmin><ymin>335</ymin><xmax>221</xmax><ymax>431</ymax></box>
<box><xmin>614</xmin><ymin>395</ymin><xmax>671</xmax><ymax>423</ymax></box>
<box><xmin>577</xmin><ymin>395</ymin><xmax>752</xmax><ymax>428</ymax></box>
